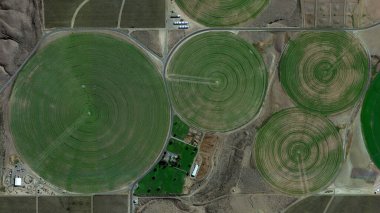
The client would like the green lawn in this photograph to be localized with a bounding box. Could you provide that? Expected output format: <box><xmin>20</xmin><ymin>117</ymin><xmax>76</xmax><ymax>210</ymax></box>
<box><xmin>166</xmin><ymin>32</ymin><xmax>267</xmax><ymax>131</ymax></box>
<box><xmin>135</xmin><ymin>138</ymin><xmax>197</xmax><ymax>195</ymax></box>
<box><xmin>167</xmin><ymin>138</ymin><xmax>197</xmax><ymax>172</ymax></box>
<box><xmin>134</xmin><ymin>165</ymin><xmax>186</xmax><ymax>195</ymax></box>
<box><xmin>9</xmin><ymin>33</ymin><xmax>170</xmax><ymax>193</ymax></box>
<box><xmin>171</xmin><ymin>116</ymin><xmax>189</xmax><ymax>140</ymax></box>
<box><xmin>361</xmin><ymin>74</ymin><xmax>380</xmax><ymax>168</ymax></box>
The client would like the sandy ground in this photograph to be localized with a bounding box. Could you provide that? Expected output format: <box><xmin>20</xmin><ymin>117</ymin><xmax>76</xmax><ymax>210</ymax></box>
<box><xmin>357</xmin><ymin>25</ymin><xmax>380</xmax><ymax>56</ymax></box>
<box><xmin>366</xmin><ymin>0</ymin><xmax>380</xmax><ymax>24</ymax></box>
<box><xmin>334</xmin><ymin>113</ymin><xmax>375</xmax><ymax>194</ymax></box>
<box><xmin>136</xmin><ymin>198</ymin><xmax>203</xmax><ymax>213</ymax></box>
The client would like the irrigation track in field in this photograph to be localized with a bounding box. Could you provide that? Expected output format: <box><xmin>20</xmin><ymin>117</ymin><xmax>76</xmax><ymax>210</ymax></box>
<box><xmin>70</xmin><ymin>0</ymin><xmax>90</xmax><ymax>28</ymax></box>
<box><xmin>166</xmin><ymin>74</ymin><xmax>219</xmax><ymax>85</ymax></box>
<box><xmin>2</xmin><ymin>22</ymin><xmax>380</xmax><ymax>210</ymax></box>
<box><xmin>34</xmin><ymin>113</ymin><xmax>88</xmax><ymax>170</ymax></box>
<box><xmin>9</xmin><ymin>22</ymin><xmax>378</xmax><ymax>99</ymax></box>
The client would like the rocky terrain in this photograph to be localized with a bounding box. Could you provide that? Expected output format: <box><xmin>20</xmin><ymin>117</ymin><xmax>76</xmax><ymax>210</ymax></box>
<box><xmin>0</xmin><ymin>0</ymin><xmax>42</xmax><ymax>87</ymax></box>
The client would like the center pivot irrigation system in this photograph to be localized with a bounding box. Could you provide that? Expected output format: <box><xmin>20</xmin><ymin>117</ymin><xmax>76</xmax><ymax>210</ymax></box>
<box><xmin>8</xmin><ymin>33</ymin><xmax>171</xmax><ymax>193</ymax></box>
<box><xmin>5</xmin><ymin>26</ymin><xmax>375</xmax><ymax>197</ymax></box>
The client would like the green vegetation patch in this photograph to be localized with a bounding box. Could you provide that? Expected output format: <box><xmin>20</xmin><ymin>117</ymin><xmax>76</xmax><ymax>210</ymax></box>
<box><xmin>134</xmin><ymin>164</ymin><xmax>186</xmax><ymax>195</ymax></box>
<box><xmin>175</xmin><ymin>0</ymin><xmax>268</xmax><ymax>26</ymax></box>
<box><xmin>172</xmin><ymin>116</ymin><xmax>189</xmax><ymax>140</ymax></box>
<box><xmin>8</xmin><ymin>33</ymin><xmax>170</xmax><ymax>193</ymax></box>
<box><xmin>167</xmin><ymin>138</ymin><xmax>197</xmax><ymax>172</ymax></box>
<box><xmin>279</xmin><ymin>32</ymin><xmax>369</xmax><ymax>115</ymax></box>
<box><xmin>135</xmin><ymin>138</ymin><xmax>197</xmax><ymax>195</ymax></box>
<box><xmin>361</xmin><ymin>74</ymin><xmax>380</xmax><ymax>168</ymax></box>
<box><xmin>166</xmin><ymin>32</ymin><xmax>267</xmax><ymax>131</ymax></box>
<box><xmin>254</xmin><ymin>108</ymin><xmax>343</xmax><ymax>195</ymax></box>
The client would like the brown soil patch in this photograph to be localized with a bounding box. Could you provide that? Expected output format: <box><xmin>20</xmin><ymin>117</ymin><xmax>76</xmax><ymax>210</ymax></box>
<box><xmin>196</xmin><ymin>134</ymin><xmax>218</xmax><ymax>180</ymax></box>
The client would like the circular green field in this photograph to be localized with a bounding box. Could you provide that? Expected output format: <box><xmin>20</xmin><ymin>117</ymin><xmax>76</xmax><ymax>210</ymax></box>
<box><xmin>166</xmin><ymin>32</ymin><xmax>267</xmax><ymax>132</ymax></box>
<box><xmin>254</xmin><ymin>108</ymin><xmax>343</xmax><ymax>195</ymax></box>
<box><xmin>361</xmin><ymin>74</ymin><xmax>380</xmax><ymax>168</ymax></box>
<box><xmin>279</xmin><ymin>32</ymin><xmax>369</xmax><ymax>115</ymax></box>
<box><xmin>175</xmin><ymin>0</ymin><xmax>268</xmax><ymax>26</ymax></box>
<box><xmin>8</xmin><ymin>33</ymin><xmax>170</xmax><ymax>193</ymax></box>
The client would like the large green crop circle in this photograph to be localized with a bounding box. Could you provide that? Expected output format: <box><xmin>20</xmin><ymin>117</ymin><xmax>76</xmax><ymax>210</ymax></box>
<box><xmin>8</xmin><ymin>33</ymin><xmax>170</xmax><ymax>193</ymax></box>
<box><xmin>166</xmin><ymin>32</ymin><xmax>267</xmax><ymax>132</ymax></box>
<box><xmin>361</xmin><ymin>74</ymin><xmax>380</xmax><ymax>168</ymax></box>
<box><xmin>279</xmin><ymin>32</ymin><xmax>369</xmax><ymax>115</ymax></box>
<box><xmin>175</xmin><ymin>0</ymin><xmax>268</xmax><ymax>26</ymax></box>
<box><xmin>254</xmin><ymin>108</ymin><xmax>343</xmax><ymax>195</ymax></box>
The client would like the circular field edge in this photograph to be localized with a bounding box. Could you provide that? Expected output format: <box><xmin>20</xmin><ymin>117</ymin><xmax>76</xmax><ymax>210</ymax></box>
<box><xmin>6</xmin><ymin>31</ymin><xmax>172</xmax><ymax>193</ymax></box>
<box><xmin>253</xmin><ymin>108</ymin><xmax>343</xmax><ymax>195</ymax></box>
<box><xmin>175</xmin><ymin>0</ymin><xmax>269</xmax><ymax>26</ymax></box>
<box><xmin>279</xmin><ymin>31</ymin><xmax>370</xmax><ymax>115</ymax></box>
<box><xmin>164</xmin><ymin>31</ymin><xmax>268</xmax><ymax>132</ymax></box>
<box><xmin>361</xmin><ymin>74</ymin><xmax>380</xmax><ymax>168</ymax></box>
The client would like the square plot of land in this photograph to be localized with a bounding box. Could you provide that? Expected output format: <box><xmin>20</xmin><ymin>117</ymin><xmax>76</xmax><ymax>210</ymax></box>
<box><xmin>332</xmin><ymin>15</ymin><xmax>345</xmax><ymax>26</ymax></box>
<box><xmin>303</xmin><ymin>2</ymin><xmax>316</xmax><ymax>14</ymax></box>
<box><xmin>304</xmin><ymin>13</ymin><xmax>316</xmax><ymax>27</ymax></box>
<box><xmin>121</xmin><ymin>0</ymin><xmax>165</xmax><ymax>28</ymax></box>
<box><xmin>93</xmin><ymin>195</ymin><xmax>129</xmax><ymax>213</ymax></box>
<box><xmin>0</xmin><ymin>196</ymin><xmax>36</xmax><ymax>213</ymax></box>
<box><xmin>317</xmin><ymin>3</ymin><xmax>331</xmax><ymax>17</ymax></box>
<box><xmin>346</xmin><ymin>3</ymin><xmax>358</xmax><ymax>15</ymax></box>
<box><xmin>331</xmin><ymin>3</ymin><xmax>345</xmax><ymax>16</ymax></box>
<box><xmin>44</xmin><ymin>0</ymin><xmax>83</xmax><ymax>28</ymax></box>
<box><xmin>74</xmin><ymin>0</ymin><xmax>122</xmax><ymax>27</ymax></box>
<box><xmin>318</xmin><ymin>17</ymin><xmax>330</xmax><ymax>26</ymax></box>
<box><xmin>38</xmin><ymin>196</ymin><xmax>91</xmax><ymax>213</ymax></box>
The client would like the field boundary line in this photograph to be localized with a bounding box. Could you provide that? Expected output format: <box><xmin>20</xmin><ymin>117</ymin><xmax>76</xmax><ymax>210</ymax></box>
<box><xmin>166</xmin><ymin>74</ymin><xmax>218</xmax><ymax>85</ymax></box>
<box><xmin>70</xmin><ymin>0</ymin><xmax>90</xmax><ymax>28</ymax></box>
<box><xmin>34</xmin><ymin>113</ymin><xmax>87</xmax><ymax>169</ymax></box>
<box><xmin>117</xmin><ymin>0</ymin><xmax>126</xmax><ymax>28</ymax></box>
<box><xmin>323</xmin><ymin>195</ymin><xmax>335</xmax><ymax>213</ymax></box>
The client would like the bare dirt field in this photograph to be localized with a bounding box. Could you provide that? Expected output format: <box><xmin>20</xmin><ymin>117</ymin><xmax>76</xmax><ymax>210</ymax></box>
<box><xmin>43</xmin><ymin>0</ymin><xmax>82</xmax><ymax>27</ymax></box>
<box><xmin>246</xmin><ymin>0</ymin><xmax>301</xmax><ymax>27</ymax></box>
<box><xmin>136</xmin><ymin>198</ymin><xmax>202</xmax><ymax>213</ymax></box>
<box><xmin>196</xmin><ymin>134</ymin><xmax>218</xmax><ymax>180</ymax></box>
<box><xmin>38</xmin><ymin>196</ymin><xmax>91</xmax><ymax>213</ymax></box>
<box><xmin>130</xmin><ymin>30</ymin><xmax>163</xmax><ymax>57</ymax></box>
<box><xmin>366</xmin><ymin>0</ymin><xmax>380</xmax><ymax>23</ymax></box>
<box><xmin>229</xmin><ymin>194</ymin><xmax>295</xmax><ymax>213</ymax></box>
<box><xmin>74</xmin><ymin>0</ymin><xmax>122</xmax><ymax>27</ymax></box>
<box><xmin>0</xmin><ymin>196</ymin><xmax>36</xmax><ymax>213</ymax></box>
<box><xmin>121</xmin><ymin>0</ymin><xmax>165</xmax><ymax>28</ymax></box>
<box><xmin>93</xmin><ymin>195</ymin><xmax>129</xmax><ymax>213</ymax></box>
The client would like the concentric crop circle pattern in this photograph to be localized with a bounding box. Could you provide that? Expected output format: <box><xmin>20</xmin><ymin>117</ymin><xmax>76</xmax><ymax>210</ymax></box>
<box><xmin>254</xmin><ymin>108</ymin><xmax>343</xmax><ymax>195</ymax></box>
<box><xmin>279</xmin><ymin>32</ymin><xmax>369</xmax><ymax>115</ymax></box>
<box><xmin>175</xmin><ymin>0</ymin><xmax>268</xmax><ymax>26</ymax></box>
<box><xmin>9</xmin><ymin>33</ymin><xmax>170</xmax><ymax>193</ymax></box>
<box><xmin>166</xmin><ymin>32</ymin><xmax>267</xmax><ymax>132</ymax></box>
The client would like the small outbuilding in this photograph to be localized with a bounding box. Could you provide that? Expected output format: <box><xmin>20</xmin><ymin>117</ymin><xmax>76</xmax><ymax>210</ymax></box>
<box><xmin>14</xmin><ymin>177</ymin><xmax>22</xmax><ymax>187</ymax></box>
<box><xmin>191</xmin><ymin>164</ymin><xmax>200</xmax><ymax>178</ymax></box>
